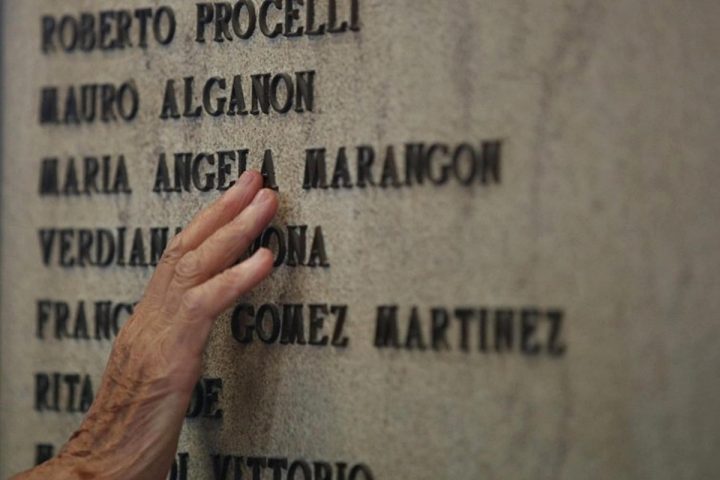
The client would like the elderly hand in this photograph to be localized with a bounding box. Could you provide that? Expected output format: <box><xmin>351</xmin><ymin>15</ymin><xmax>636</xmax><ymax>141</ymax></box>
<box><xmin>14</xmin><ymin>170</ymin><xmax>278</xmax><ymax>480</ymax></box>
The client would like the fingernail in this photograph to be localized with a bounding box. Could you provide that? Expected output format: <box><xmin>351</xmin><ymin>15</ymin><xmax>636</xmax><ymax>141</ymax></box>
<box><xmin>253</xmin><ymin>247</ymin><xmax>273</xmax><ymax>261</ymax></box>
<box><xmin>252</xmin><ymin>189</ymin><xmax>276</xmax><ymax>206</ymax></box>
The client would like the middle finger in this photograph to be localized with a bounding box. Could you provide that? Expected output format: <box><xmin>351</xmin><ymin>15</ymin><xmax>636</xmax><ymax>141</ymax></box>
<box><xmin>165</xmin><ymin>188</ymin><xmax>279</xmax><ymax>303</ymax></box>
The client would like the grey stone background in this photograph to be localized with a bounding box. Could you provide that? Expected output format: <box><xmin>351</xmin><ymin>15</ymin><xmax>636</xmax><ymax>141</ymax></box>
<box><xmin>2</xmin><ymin>0</ymin><xmax>720</xmax><ymax>478</ymax></box>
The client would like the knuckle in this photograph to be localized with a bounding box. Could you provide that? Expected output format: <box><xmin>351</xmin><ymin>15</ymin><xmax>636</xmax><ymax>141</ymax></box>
<box><xmin>174</xmin><ymin>250</ymin><xmax>203</xmax><ymax>283</ymax></box>
<box><xmin>228</xmin><ymin>265</ymin><xmax>248</xmax><ymax>283</ymax></box>
<box><xmin>220</xmin><ymin>268</ymin><xmax>242</xmax><ymax>291</ymax></box>
<box><xmin>216</xmin><ymin>267</ymin><xmax>249</xmax><ymax>299</ymax></box>
<box><xmin>160</xmin><ymin>233</ymin><xmax>186</xmax><ymax>265</ymax></box>
<box><xmin>203</xmin><ymin>233</ymin><xmax>226</xmax><ymax>256</ymax></box>
<box><xmin>180</xmin><ymin>289</ymin><xmax>206</xmax><ymax>318</ymax></box>
<box><xmin>167</xmin><ymin>232</ymin><xmax>184</xmax><ymax>252</ymax></box>
<box><xmin>232</xmin><ymin>217</ymin><xmax>253</xmax><ymax>239</ymax></box>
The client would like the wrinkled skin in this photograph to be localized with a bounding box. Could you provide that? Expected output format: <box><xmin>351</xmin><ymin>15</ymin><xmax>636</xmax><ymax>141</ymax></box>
<box><xmin>13</xmin><ymin>171</ymin><xmax>278</xmax><ymax>480</ymax></box>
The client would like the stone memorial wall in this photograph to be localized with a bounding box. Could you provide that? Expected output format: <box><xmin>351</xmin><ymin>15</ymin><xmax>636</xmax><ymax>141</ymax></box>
<box><xmin>2</xmin><ymin>1</ymin><xmax>720</xmax><ymax>478</ymax></box>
